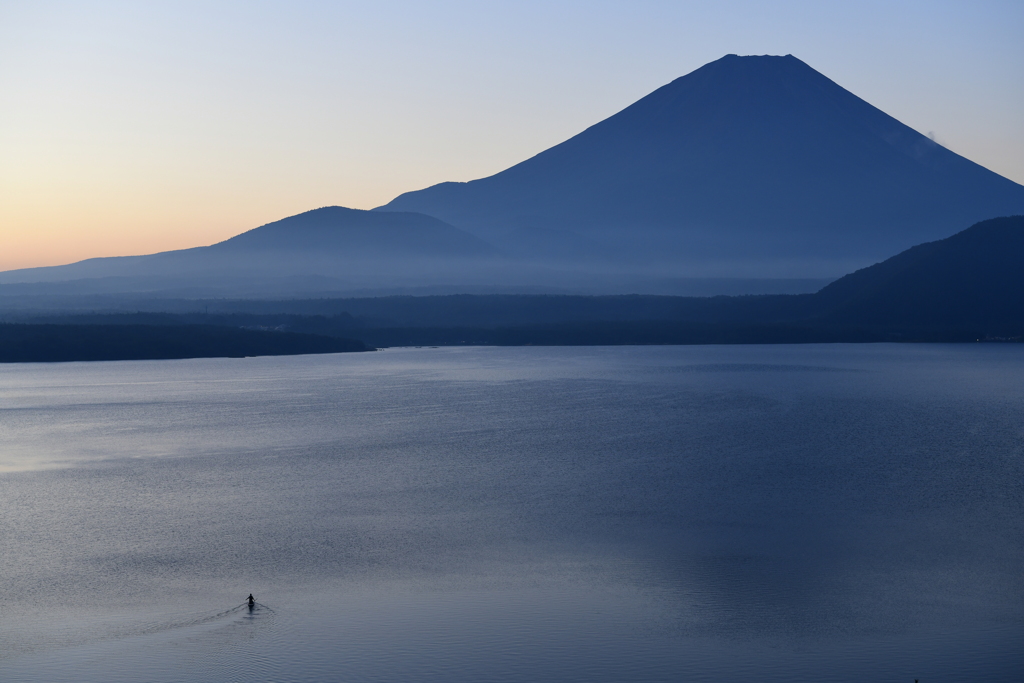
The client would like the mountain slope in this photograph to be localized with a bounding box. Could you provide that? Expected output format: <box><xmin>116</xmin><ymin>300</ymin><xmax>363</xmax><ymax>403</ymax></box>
<box><xmin>379</xmin><ymin>54</ymin><xmax>1024</xmax><ymax>276</ymax></box>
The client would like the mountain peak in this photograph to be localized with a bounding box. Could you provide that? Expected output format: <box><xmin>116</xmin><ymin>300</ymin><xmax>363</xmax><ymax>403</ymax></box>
<box><xmin>378</xmin><ymin>54</ymin><xmax>1024</xmax><ymax>276</ymax></box>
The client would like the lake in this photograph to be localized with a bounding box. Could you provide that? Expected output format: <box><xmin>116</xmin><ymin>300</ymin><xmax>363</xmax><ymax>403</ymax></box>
<box><xmin>0</xmin><ymin>344</ymin><xmax>1021</xmax><ymax>682</ymax></box>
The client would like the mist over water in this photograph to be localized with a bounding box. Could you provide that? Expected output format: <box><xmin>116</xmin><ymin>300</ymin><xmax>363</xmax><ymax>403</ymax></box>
<box><xmin>1</xmin><ymin>345</ymin><xmax>1021</xmax><ymax>681</ymax></box>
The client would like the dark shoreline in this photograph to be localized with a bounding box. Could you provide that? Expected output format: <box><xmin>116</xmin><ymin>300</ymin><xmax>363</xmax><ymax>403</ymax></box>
<box><xmin>0</xmin><ymin>323</ymin><xmax>370</xmax><ymax>363</ymax></box>
<box><xmin>3</xmin><ymin>318</ymin><xmax>1017</xmax><ymax>364</ymax></box>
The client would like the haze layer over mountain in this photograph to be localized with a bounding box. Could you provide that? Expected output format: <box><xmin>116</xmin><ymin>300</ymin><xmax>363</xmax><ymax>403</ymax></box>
<box><xmin>380</xmin><ymin>54</ymin><xmax>1024</xmax><ymax>277</ymax></box>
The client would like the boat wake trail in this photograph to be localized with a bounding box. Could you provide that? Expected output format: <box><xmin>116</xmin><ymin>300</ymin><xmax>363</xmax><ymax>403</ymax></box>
<box><xmin>0</xmin><ymin>601</ymin><xmax>278</xmax><ymax>670</ymax></box>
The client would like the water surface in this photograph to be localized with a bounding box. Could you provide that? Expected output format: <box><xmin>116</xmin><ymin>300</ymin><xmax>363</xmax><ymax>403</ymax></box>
<box><xmin>1</xmin><ymin>345</ymin><xmax>1021</xmax><ymax>681</ymax></box>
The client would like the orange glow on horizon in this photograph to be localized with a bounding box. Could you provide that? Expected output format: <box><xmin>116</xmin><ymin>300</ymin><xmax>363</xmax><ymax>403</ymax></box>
<box><xmin>0</xmin><ymin>198</ymin><xmax>385</xmax><ymax>272</ymax></box>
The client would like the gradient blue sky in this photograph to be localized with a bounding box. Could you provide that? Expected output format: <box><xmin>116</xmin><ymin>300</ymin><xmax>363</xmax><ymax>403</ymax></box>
<box><xmin>2</xmin><ymin>0</ymin><xmax>1022</xmax><ymax>270</ymax></box>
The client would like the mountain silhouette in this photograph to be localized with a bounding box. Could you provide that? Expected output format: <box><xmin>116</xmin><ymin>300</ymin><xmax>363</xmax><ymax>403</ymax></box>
<box><xmin>379</xmin><ymin>54</ymin><xmax>1024</xmax><ymax>277</ymax></box>
<box><xmin>6</xmin><ymin>56</ymin><xmax>1024</xmax><ymax>298</ymax></box>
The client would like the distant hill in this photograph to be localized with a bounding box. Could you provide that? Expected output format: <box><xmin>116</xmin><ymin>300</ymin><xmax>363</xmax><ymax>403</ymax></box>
<box><xmin>207</xmin><ymin>206</ymin><xmax>498</xmax><ymax>258</ymax></box>
<box><xmin>0</xmin><ymin>203</ymin><xmax>829</xmax><ymax>297</ymax></box>
<box><xmin>0</xmin><ymin>207</ymin><xmax>503</xmax><ymax>294</ymax></box>
<box><xmin>380</xmin><ymin>55</ymin><xmax>1024</xmax><ymax>277</ymax></box>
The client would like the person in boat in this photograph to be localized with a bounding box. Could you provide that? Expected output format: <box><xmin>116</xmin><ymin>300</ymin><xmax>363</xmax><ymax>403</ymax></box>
<box><xmin>247</xmin><ymin>594</ymin><xmax>255</xmax><ymax>608</ymax></box>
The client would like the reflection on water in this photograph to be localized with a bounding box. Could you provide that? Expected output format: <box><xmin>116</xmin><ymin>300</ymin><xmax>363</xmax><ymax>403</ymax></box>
<box><xmin>0</xmin><ymin>345</ymin><xmax>1022</xmax><ymax>681</ymax></box>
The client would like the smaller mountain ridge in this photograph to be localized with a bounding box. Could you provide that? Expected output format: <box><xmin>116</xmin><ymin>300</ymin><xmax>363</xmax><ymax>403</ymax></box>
<box><xmin>812</xmin><ymin>215</ymin><xmax>1024</xmax><ymax>331</ymax></box>
<box><xmin>0</xmin><ymin>207</ymin><xmax>501</xmax><ymax>288</ymax></box>
<box><xmin>210</xmin><ymin>206</ymin><xmax>499</xmax><ymax>258</ymax></box>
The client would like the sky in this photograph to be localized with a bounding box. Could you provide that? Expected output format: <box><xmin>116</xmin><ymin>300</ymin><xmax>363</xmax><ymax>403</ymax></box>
<box><xmin>1</xmin><ymin>0</ymin><xmax>1022</xmax><ymax>271</ymax></box>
